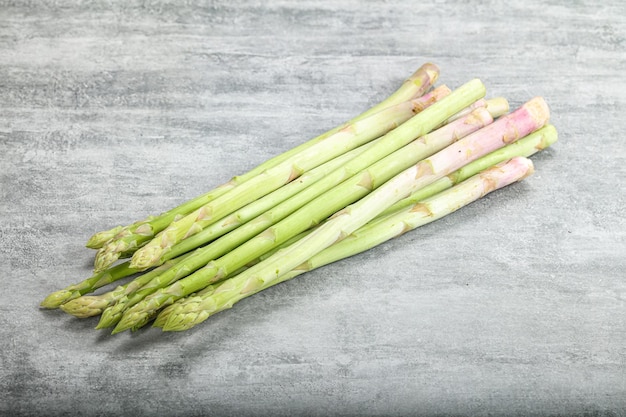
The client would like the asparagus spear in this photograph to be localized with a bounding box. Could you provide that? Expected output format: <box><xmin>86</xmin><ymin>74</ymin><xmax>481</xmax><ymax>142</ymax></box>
<box><xmin>97</xmin><ymin>89</ymin><xmax>475</xmax><ymax>328</ymax></box>
<box><xmin>161</xmin><ymin>156</ymin><xmax>536</xmax><ymax>331</ymax></box>
<box><xmin>122</xmin><ymin>86</ymin><xmax>451</xmax><ymax>272</ymax></box>
<box><xmin>107</xmin><ymin>81</ymin><xmax>498</xmax><ymax>332</ymax></box>
<box><xmin>86</xmin><ymin>64</ymin><xmax>440</xmax><ymax>252</ymax></box>
<box><xmin>39</xmin><ymin>255</ymin><xmax>183</xmax><ymax>309</ymax></box>
<box><xmin>93</xmin><ymin>87</ymin><xmax>448</xmax><ymax>274</ymax></box>
<box><xmin>45</xmin><ymin>138</ymin><xmax>383</xmax><ymax>312</ymax></box>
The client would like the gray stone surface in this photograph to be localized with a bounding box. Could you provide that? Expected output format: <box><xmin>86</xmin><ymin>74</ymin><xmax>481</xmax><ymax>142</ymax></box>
<box><xmin>1</xmin><ymin>1</ymin><xmax>624</xmax><ymax>416</ymax></box>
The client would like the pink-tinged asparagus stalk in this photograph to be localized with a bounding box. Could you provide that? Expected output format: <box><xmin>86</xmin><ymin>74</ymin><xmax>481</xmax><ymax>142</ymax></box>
<box><xmin>161</xmin><ymin>156</ymin><xmax>535</xmax><ymax>331</ymax></box>
<box><xmin>94</xmin><ymin>86</ymin><xmax>450</xmax><ymax>273</ymax></box>
<box><xmin>377</xmin><ymin>123</ymin><xmax>558</xmax><ymax>217</ymax></box>
<box><xmin>108</xmin><ymin>79</ymin><xmax>489</xmax><ymax>333</ymax></box>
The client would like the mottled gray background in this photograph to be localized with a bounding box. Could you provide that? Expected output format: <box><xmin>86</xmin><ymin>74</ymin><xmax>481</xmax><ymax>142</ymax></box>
<box><xmin>0</xmin><ymin>1</ymin><xmax>624</xmax><ymax>416</ymax></box>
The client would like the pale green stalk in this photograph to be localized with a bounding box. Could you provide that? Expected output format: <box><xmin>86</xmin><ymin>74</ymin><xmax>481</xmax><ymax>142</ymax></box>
<box><xmin>126</xmin><ymin>86</ymin><xmax>451</xmax><ymax>272</ymax></box>
<box><xmin>39</xmin><ymin>260</ymin><xmax>148</xmax><ymax>309</ymax></box>
<box><xmin>99</xmin><ymin>86</ymin><xmax>459</xmax><ymax>330</ymax></box>
<box><xmin>87</xmin><ymin>64</ymin><xmax>439</xmax><ymax>264</ymax></box>
<box><xmin>96</xmin><ymin>141</ymin><xmax>386</xmax><ymax>328</ymax></box>
<box><xmin>148</xmin><ymin>96</ymin><xmax>550</xmax><ymax>332</ymax></box>
<box><xmin>446</xmin><ymin>97</ymin><xmax>509</xmax><ymax>123</ymax></box>
<box><xmin>109</xmin><ymin>79</ymin><xmax>488</xmax><ymax>333</ymax></box>
<box><xmin>161</xmin><ymin>156</ymin><xmax>535</xmax><ymax>331</ymax></box>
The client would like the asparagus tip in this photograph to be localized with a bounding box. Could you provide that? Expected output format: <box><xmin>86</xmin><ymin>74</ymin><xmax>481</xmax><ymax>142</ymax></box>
<box><xmin>94</xmin><ymin>246</ymin><xmax>122</xmax><ymax>273</ymax></box>
<box><xmin>95</xmin><ymin>305</ymin><xmax>123</xmax><ymax>329</ymax></box>
<box><xmin>112</xmin><ymin>310</ymin><xmax>149</xmax><ymax>334</ymax></box>
<box><xmin>152</xmin><ymin>304</ymin><xmax>175</xmax><ymax>328</ymax></box>
<box><xmin>85</xmin><ymin>226</ymin><xmax>124</xmax><ymax>249</ymax></box>
<box><xmin>129</xmin><ymin>245</ymin><xmax>163</xmax><ymax>271</ymax></box>
<box><xmin>40</xmin><ymin>290</ymin><xmax>74</xmax><ymax>309</ymax></box>
<box><xmin>162</xmin><ymin>298</ymin><xmax>211</xmax><ymax>332</ymax></box>
<box><xmin>60</xmin><ymin>296</ymin><xmax>109</xmax><ymax>318</ymax></box>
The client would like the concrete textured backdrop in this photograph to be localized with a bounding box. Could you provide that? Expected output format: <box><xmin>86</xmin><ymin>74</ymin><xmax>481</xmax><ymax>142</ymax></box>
<box><xmin>0</xmin><ymin>1</ymin><xmax>624</xmax><ymax>416</ymax></box>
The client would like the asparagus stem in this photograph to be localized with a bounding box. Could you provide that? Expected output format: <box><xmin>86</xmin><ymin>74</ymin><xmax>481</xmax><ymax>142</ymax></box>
<box><xmin>143</xmin><ymin>96</ymin><xmax>549</xmax><ymax>333</ymax></box>
<box><xmin>157</xmin><ymin>106</ymin><xmax>546</xmax><ymax>332</ymax></box>
<box><xmin>86</xmin><ymin>63</ymin><xmax>439</xmax><ymax>253</ymax></box>
<box><xmin>162</xmin><ymin>156</ymin><xmax>535</xmax><ymax>331</ymax></box>
<box><xmin>127</xmin><ymin>86</ymin><xmax>451</xmax><ymax>274</ymax></box>
<box><xmin>95</xmin><ymin>141</ymin><xmax>385</xmax><ymax>327</ymax></box>
<box><xmin>39</xmin><ymin>261</ymin><xmax>142</xmax><ymax>309</ymax></box>
<box><xmin>109</xmin><ymin>79</ymin><xmax>489</xmax><ymax>333</ymax></box>
<box><xmin>155</xmin><ymin>137</ymin><xmax>382</xmax><ymax>263</ymax></box>
<box><xmin>125</xmin><ymin>86</ymin><xmax>451</xmax><ymax>272</ymax></box>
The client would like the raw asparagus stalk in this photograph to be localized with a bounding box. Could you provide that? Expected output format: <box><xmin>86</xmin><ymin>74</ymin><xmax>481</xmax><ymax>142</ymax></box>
<box><xmin>94</xmin><ymin>85</ymin><xmax>449</xmax><ymax>273</ymax></box>
<box><xmin>100</xmin><ymin>102</ymin><xmax>492</xmax><ymax>329</ymax></box>
<box><xmin>97</xmin><ymin>87</ymin><xmax>475</xmax><ymax>328</ymax></box>
<box><xmin>161</xmin><ymin>156</ymin><xmax>536</xmax><ymax>331</ymax></box>
<box><xmin>126</xmin><ymin>86</ymin><xmax>451</xmax><ymax>272</ymax></box>
<box><xmin>378</xmin><ymin>123</ymin><xmax>558</xmax><ymax>217</ymax></box>
<box><xmin>159</xmin><ymin>95</ymin><xmax>507</xmax><ymax>266</ymax></box>
<box><xmin>134</xmin><ymin>88</ymin><xmax>451</xmax><ymax>266</ymax></box>
<box><xmin>85</xmin><ymin>63</ymin><xmax>439</xmax><ymax>251</ymax></box>
<box><xmin>446</xmin><ymin>97</ymin><xmax>509</xmax><ymax>123</ymax></box>
<box><xmin>39</xmin><ymin>255</ymin><xmax>182</xmax><ymax>309</ymax></box>
<box><xmin>109</xmin><ymin>79</ymin><xmax>489</xmax><ymax>332</ymax></box>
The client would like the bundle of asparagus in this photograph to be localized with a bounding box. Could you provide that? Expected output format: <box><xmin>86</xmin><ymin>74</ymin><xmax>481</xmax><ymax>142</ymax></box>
<box><xmin>41</xmin><ymin>63</ymin><xmax>558</xmax><ymax>334</ymax></box>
